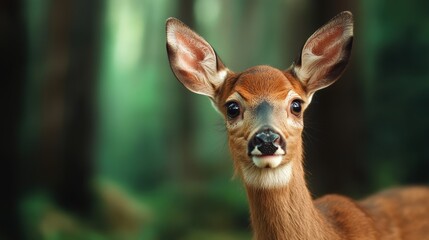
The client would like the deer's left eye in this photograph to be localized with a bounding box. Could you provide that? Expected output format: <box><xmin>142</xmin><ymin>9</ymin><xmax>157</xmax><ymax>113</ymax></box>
<box><xmin>290</xmin><ymin>100</ymin><xmax>302</xmax><ymax>116</ymax></box>
<box><xmin>226</xmin><ymin>101</ymin><xmax>241</xmax><ymax>119</ymax></box>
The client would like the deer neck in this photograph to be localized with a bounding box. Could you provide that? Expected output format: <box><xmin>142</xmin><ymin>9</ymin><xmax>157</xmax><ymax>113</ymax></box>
<box><xmin>245</xmin><ymin>162</ymin><xmax>335</xmax><ymax>240</ymax></box>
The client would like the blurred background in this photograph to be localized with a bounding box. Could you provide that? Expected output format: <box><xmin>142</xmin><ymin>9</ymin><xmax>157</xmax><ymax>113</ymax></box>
<box><xmin>3</xmin><ymin>0</ymin><xmax>429</xmax><ymax>239</ymax></box>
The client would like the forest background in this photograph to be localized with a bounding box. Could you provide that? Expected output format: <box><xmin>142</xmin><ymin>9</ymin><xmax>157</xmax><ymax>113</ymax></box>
<box><xmin>2</xmin><ymin>0</ymin><xmax>429</xmax><ymax>239</ymax></box>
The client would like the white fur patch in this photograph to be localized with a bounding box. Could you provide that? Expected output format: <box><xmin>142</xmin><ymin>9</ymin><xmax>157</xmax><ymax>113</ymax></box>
<box><xmin>252</xmin><ymin>155</ymin><xmax>283</xmax><ymax>168</ymax></box>
<box><xmin>241</xmin><ymin>161</ymin><xmax>293</xmax><ymax>189</ymax></box>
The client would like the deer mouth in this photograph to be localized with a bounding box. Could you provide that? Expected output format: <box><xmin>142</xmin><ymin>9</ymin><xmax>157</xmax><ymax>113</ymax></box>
<box><xmin>251</xmin><ymin>155</ymin><xmax>284</xmax><ymax>168</ymax></box>
<box><xmin>249</xmin><ymin>144</ymin><xmax>286</xmax><ymax>168</ymax></box>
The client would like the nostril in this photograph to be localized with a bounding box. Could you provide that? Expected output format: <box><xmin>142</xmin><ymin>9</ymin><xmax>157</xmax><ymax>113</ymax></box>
<box><xmin>254</xmin><ymin>132</ymin><xmax>266</xmax><ymax>145</ymax></box>
<box><xmin>269</xmin><ymin>131</ymin><xmax>280</xmax><ymax>143</ymax></box>
<box><xmin>255</xmin><ymin>130</ymin><xmax>279</xmax><ymax>144</ymax></box>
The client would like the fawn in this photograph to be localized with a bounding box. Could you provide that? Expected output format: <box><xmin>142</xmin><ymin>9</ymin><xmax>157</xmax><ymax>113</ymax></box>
<box><xmin>166</xmin><ymin>11</ymin><xmax>429</xmax><ymax>240</ymax></box>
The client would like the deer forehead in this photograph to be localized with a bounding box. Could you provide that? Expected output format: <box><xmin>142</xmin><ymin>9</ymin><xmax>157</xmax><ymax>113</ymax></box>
<box><xmin>218</xmin><ymin>66</ymin><xmax>306</xmax><ymax>105</ymax></box>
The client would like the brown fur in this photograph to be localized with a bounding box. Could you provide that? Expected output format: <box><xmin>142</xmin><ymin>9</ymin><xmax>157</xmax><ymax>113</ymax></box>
<box><xmin>222</xmin><ymin>67</ymin><xmax>429</xmax><ymax>240</ymax></box>
<box><xmin>166</xmin><ymin>13</ymin><xmax>429</xmax><ymax>240</ymax></box>
<box><xmin>221</xmin><ymin>67</ymin><xmax>429</xmax><ymax>240</ymax></box>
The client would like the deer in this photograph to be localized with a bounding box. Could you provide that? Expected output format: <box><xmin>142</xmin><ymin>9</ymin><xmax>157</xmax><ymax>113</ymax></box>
<box><xmin>166</xmin><ymin>11</ymin><xmax>429</xmax><ymax>240</ymax></box>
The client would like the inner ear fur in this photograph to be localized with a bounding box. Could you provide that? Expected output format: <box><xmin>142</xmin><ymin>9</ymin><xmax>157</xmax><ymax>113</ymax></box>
<box><xmin>293</xmin><ymin>11</ymin><xmax>354</xmax><ymax>96</ymax></box>
<box><xmin>166</xmin><ymin>17</ymin><xmax>229</xmax><ymax>98</ymax></box>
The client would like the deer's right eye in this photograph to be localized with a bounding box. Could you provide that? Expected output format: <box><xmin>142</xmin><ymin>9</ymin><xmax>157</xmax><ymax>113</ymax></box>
<box><xmin>290</xmin><ymin>99</ymin><xmax>302</xmax><ymax>116</ymax></box>
<box><xmin>226</xmin><ymin>101</ymin><xmax>241</xmax><ymax>119</ymax></box>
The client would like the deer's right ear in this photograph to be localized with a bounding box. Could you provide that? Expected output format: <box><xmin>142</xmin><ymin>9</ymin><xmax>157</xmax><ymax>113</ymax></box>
<box><xmin>166</xmin><ymin>18</ymin><xmax>229</xmax><ymax>99</ymax></box>
<box><xmin>293</xmin><ymin>11</ymin><xmax>353</xmax><ymax>98</ymax></box>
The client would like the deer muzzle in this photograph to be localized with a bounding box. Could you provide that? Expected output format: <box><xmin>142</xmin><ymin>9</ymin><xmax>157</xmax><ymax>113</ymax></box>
<box><xmin>248</xmin><ymin>128</ymin><xmax>286</xmax><ymax>168</ymax></box>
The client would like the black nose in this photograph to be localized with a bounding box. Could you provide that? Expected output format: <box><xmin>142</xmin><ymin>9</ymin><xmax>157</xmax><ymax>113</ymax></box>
<box><xmin>255</xmin><ymin>130</ymin><xmax>280</xmax><ymax>144</ymax></box>
<box><xmin>248</xmin><ymin>129</ymin><xmax>282</xmax><ymax>155</ymax></box>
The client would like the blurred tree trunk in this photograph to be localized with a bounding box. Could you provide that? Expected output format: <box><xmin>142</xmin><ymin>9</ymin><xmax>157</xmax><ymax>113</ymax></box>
<box><xmin>304</xmin><ymin>0</ymin><xmax>369</xmax><ymax>197</ymax></box>
<box><xmin>1</xmin><ymin>1</ymin><xmax>26</xmax><ymax>239</ymax></box>
<box><xmin>39</xmin><ymin>0</ymin><xmax>103</xmax><ymax>216</ymax></box>
<box><xmin>362</xmin><ymin>0</ymin><xmax>429</xmax><ymax>187</ymax></box>
<box><xmin>173</xmin><ymin>0</ymin><xmax>199</xmax><ymax>182</ymax></box>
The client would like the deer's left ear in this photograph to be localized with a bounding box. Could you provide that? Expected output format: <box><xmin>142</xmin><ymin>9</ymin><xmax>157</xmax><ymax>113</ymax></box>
<box><xmin>166</xmin><ymin>17</ymin><xmax>229</xmax><ymax>99</ymax></box>
<box><xmin>293</xmin><ymin>11</ymin><xmax>353</xmax><ymax>97</ymax></box>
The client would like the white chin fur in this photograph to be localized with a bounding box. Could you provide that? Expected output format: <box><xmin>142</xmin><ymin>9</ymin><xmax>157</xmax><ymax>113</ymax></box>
<box><xmin>252</xmin><ymin>155</ymin><xmax>283</xmax><ymax>168</ymax></box>
<box><xmin>241</xmin><ymin>161</ymin><xmax>294</xmax><ymax>189</ymax></box>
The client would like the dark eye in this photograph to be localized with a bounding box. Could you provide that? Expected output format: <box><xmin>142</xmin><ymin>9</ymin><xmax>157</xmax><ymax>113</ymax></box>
<box><xmin>226</xmin><ymin>101</ymin><xmax>240</xmax><ymax>119</ymax></box>
<box><xmin>290</xmin><ymin>99</ymin><xmax>302</xmax><ymax>116</ymax></box>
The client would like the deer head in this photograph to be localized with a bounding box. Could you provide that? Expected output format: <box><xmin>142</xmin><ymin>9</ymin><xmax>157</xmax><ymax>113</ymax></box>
<box><xmin>166</xmin><ymin>12</ymin><xmax>353</xmax><ymax>189</ymax></box>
